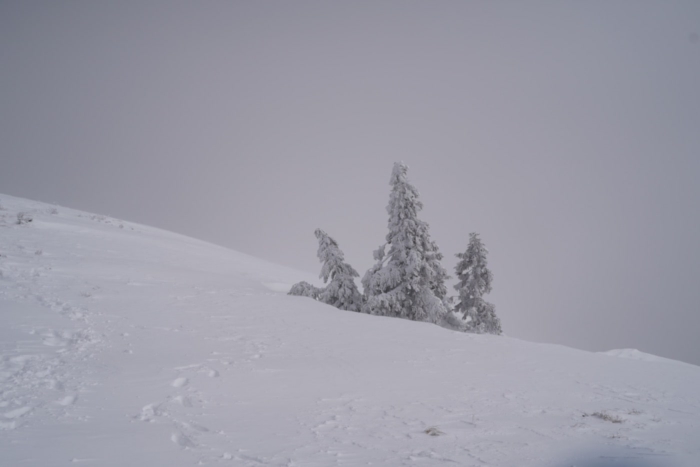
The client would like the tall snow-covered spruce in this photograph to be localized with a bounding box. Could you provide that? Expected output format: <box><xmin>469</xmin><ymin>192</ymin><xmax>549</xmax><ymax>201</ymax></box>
<box><xmin>361</xmin><ymin>162</ymin><xmax>449</xmax><ymax>323</ymax></box>
<box><xmin>454</xmin><ymin>233</ymin><xmax>502</xmax><ymax>335</ymax></box>
<box><xmin>289</xmin><ymin>229</ymin><xmax>362</xmax><ymax>312</ymax></box>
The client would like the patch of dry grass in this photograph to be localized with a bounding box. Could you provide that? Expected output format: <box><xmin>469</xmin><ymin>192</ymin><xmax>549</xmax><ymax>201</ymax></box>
<box><xmin>583</xmin><ymin>411</ymin><xmax>624</xmax><ymax>423</ymax></box>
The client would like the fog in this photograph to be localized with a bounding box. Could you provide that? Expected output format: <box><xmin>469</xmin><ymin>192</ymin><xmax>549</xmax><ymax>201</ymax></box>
<box><xmin>2</xmin><ymin>1</ymin><xmax>699</xmax><ymax>364</ymax></box>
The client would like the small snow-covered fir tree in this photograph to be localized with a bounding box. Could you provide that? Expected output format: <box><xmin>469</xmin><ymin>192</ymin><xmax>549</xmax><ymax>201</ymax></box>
<box><xmin>289</xmin><ymin>229</ymin><xmax>362</xmax><ymax>312</ymax></box>
<box><xmin>314</xmin><ymin>228</ymin><xmax>363</xmax><ymax>312</ymax></box>
<box><xmin>472</xmin><ymin>301</ymin><xmax>501</xmax><ymax>335</ymax></box>
<box><xmin>454</xmin><ymin>233</ymin><xmax>502</xmax><ymax>335</ymax></box>
<box><xmin>362</xmin><ymin>162</ymin><xmax>449</xmax><ymax>322</ymax></box>
<box><xmin>288</xmin><ymin>281</ymin><xmax>322</xmax><ymax>299</ymax></box>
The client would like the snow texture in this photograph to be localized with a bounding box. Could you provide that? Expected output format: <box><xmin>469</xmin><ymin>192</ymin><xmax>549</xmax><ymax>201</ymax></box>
<box><xmin>0</xmin><ymin>193</ymin><xmax>698</xmax><ymax>467</ymax></box>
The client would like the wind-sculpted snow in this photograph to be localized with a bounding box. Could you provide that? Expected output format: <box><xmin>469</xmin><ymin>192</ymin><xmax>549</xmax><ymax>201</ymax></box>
<box><xmin>0</xmin><ymin>193</ymin><xmax>698</xmax><ymax>466</ymax></box>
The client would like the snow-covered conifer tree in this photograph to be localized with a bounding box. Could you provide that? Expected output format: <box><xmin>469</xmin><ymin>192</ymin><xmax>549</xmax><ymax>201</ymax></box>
<box><xmin>313</xmin><ymin>229</ymin><xmax>363</xmax><ymax>312</ymax></box>
<box><xmin>453</xmin><ymin>233</ymin><xmax>502</xmax><ymax>335</ymax></box>
<box><xmin>288</xmin><ymin>281</ymin><xmax>322</xmax><ymax>300</ymax></box>
<box><xmin>362</xmin><ymin>162</ymin><xmax>449</xmax><ymax>322</ymax></box>
<box><xmin>472</xmin><ymin>301</ymin><xmax>501</xmax><ymax>335</ymax></box>
<box><xmin>360</xmin><ymin>244</ymin><xmax>386</xmax><ymax>309</ymax></box>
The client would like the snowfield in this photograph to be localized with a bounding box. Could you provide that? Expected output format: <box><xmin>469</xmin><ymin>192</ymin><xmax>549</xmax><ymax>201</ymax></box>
<box><xmin>0</xmin><ymin>194</ymin><xmax>698</xmax><ymax>467</ymax></box>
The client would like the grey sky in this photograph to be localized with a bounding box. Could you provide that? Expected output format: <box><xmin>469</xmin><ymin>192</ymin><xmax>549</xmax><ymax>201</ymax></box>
<box><xmin>2</xmin><ymin>1</ymin><xmax>699</xmax><ymax>365</ymax></box>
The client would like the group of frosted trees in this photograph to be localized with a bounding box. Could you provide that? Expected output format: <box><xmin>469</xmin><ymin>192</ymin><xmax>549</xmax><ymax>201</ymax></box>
<box><xmin>289</xmin><ymin>162</ymin><xmax>502</xmax><ymax>335</ymax></box>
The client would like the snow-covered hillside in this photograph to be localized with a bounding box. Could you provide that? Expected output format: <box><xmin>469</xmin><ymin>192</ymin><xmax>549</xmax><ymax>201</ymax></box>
<box><xmin>1</xmin><ymin>194</ymin><xmax>698</xmax><ymax>467</ymax></box>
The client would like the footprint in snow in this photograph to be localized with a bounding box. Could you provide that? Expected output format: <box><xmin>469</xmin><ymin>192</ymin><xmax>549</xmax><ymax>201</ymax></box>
<box><xmin>171</xmin><ymin>395</ymin><xmax>192</xmax><ymax>407</ymax></box>
<box><xmin>57</xmin><ymin>395</ymin><xmax>77</xmax><ymax>406</ymax></box>
<box><xmin>171</xmin><ymin>377</ymin><xmax>188</xmax><ymax>388</ymax></box>
<box><xmin>0</xmin><ymin>420</ymin><xmax>17</xmax><ymax>430</ymax></box>
<box><xmin>179</xmin><ymin>421</ymin><xmax>209</xmax><ymax>433</ymax></box>
<box><xmin>3</xmin><ymin>406</ymin><xmax>31</xmax><ymax>419</ymax></box>
<box><xmin>139</xmin><ymin>403</ymin><xmax>162</xmax><ymax>422</ymax></box>
<box><xmin>174</xmin><ymin>364</ymin><xmax>219</xmax><ymax>378</ymax></box>
<box><xmin>171</xmin><ymin>431</ymin><xmax>196</xmax><ymax>448</ymax></box>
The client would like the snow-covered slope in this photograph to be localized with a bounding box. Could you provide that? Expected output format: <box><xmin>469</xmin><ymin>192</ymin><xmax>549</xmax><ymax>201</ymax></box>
<box><xmin>1</xmin><ymin>194</ymin><xmax>698</xmax><ymax>467</ymax></box>
<box><xmin>600</xmin><ymin>349</ymin><xmax>697</xmax><ymax>368</ymax></box>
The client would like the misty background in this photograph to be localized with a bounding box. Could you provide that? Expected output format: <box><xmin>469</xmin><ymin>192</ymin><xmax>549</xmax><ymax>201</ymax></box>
<box><xmin>1</xmin><ymin>1</ymin><xmax>699</xmax><ymax>365</ymax></box>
